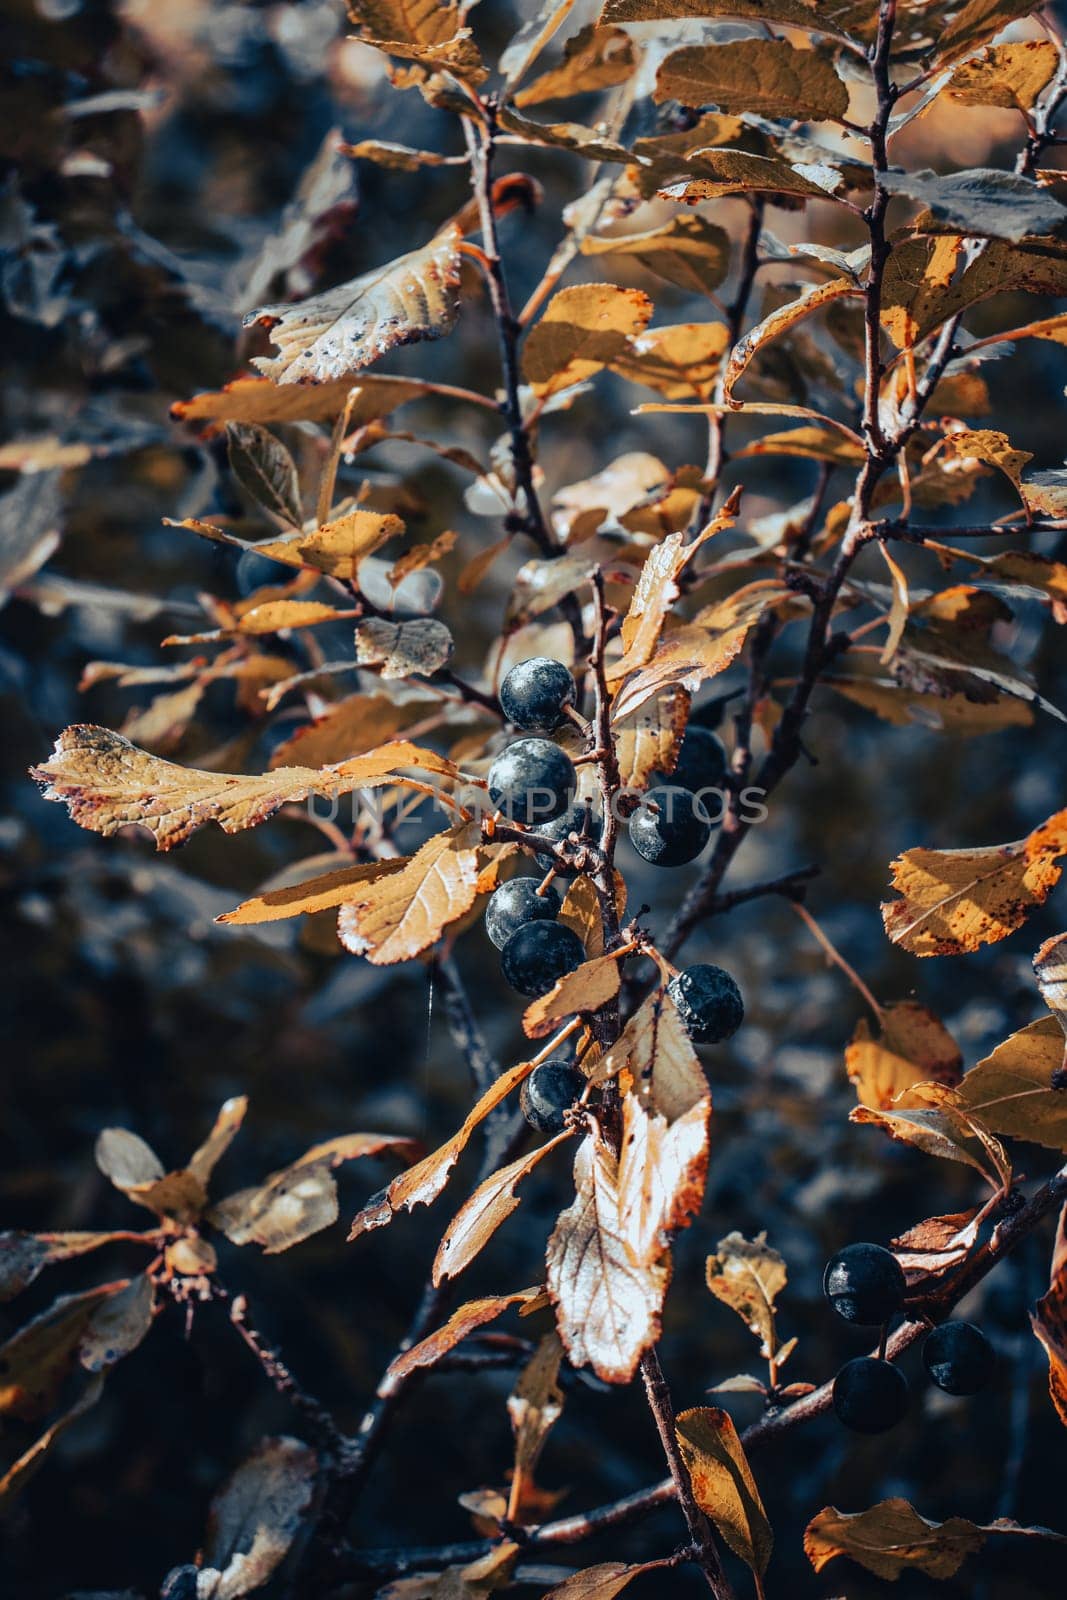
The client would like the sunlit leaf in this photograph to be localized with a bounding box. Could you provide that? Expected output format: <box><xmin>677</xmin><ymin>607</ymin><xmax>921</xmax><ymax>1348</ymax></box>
<box><xmin>955</xmin><ymin>1015</ymin><xmax>1067</xmax><ymax>1150</ymax></box>
<box><xmin>522</xmin><ymin>284</ymin><xmax>652</xmax><ymax>397</ymax></box>
<box><xmin>846</xmin><ymin>1001</ymin><xmax>962</xmax><ymax>1110</ymax></box>
<box><xmin>654</xmin><ymin>39</ymin><xmax>848</xmax><ymax>120</ymax></box>
<box><xmin>523</xmin><ymin>953</ymin><xmax>620</xmax><ymax>1039</ymax></box>
<box><xmin>32</xmin><ymin>727</ymin><xmax>462</xmax><ymax>852</ymax></box>
<box><xmin>705</xmin><ymin>1232</ymin><xmax>787</xmax><ymax>1360</ymax></box>
<box><xmin>607</xmin><ymin>323</ymin><xmax>729</xmax><ymax>401</ymax></box>
<box><xmin>547</xmin><ymin>1090</ymin><xmax>708</xmax><ymax>1382</ymax></box>
<box><xmin>338</xmin><ymin>823</ymin><xmax>502</xmax><ymax>965</ymax></box>
<box><xmin>675</xmin><ymin>1406</ymin><xmax>772</xmax><ymax>1580</ymax></box>
<box><xmin>804</xmin><ymin>1498</ymin><xmax>985</xmax><ymax>1580</ymax></box>
<box><xmin>514</xmin><ymin>24</ymin><xmax>635</xmax><ymax>108</ymax></box>
<box><xmin>882</xmin><ymin>808</ymin><xmax>1067</xmax><ymax>956</ymax></box>
<box><xmin>381</xmin><ymin>1289</ymin><xmax>543</xmax><ymax>1385</ymax></box>
<box><xmin>432</xmin><ymin>1131</ymin><xmax>572</xmax><ymax>1284</ymax></box>
<box><xmin>245</xmin><ymin>226</ymin><xmax>463</xmax><ymax>384</ymax></box>
<box><xmin>948</xmin><ymin>41</ymin><xmax>1058</xmax><ymax>110</ymax></box>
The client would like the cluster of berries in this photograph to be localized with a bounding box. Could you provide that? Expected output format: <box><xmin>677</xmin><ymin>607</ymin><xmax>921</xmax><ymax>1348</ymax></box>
<box><xmin>824</xmin><ymin>1242</ymin><xmax>996</xmax><ymax>1433</ymax></box>
<box><xmin>483</xmin><ymin>658</ymin><xmax>746</xmax><ymax>1136</ymax></box>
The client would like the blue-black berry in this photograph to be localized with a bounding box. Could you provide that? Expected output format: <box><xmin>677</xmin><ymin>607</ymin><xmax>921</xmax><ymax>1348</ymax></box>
<box><xmin>667</xmin><ymin>965</ymin><xmax>743</xmax><ymax>1043</ymax></box>
<box><xmin>923</xmin><ymin>1321</ymin><xmax>996</xmax><ymax>1396</ymax></box>
<box><xmin>823</xmin><ymin>1243</ymin><xmax>906</xmax><ymax>1326</ymax></box>
<box><xmin>628</xmin><ymin>786</ymin><xmax>710</xmax><ymax>867</ymax></box>
<box><xmin>485</xmin><ymin>877</ymin><xmax>561</xmax><ymax>950</ymax></box>
<box><xmin>520</xmin><ymin>1060</ymin><xmax>586</xmax><ymax>1133</ymax></box>
<box><xmin>501</xmin><ymin>921</ymin><xmax>585</xmax><ymax>997</ymax></box>
<box><xmin>832</xmin><ymin>1356</ymin><xmax>908</xmax><ymax>1433</ymax></box>
<box><xmin>500</xmin><ymin>657</ymin><xmax>577</xmax><ymax>730</ymax></box>
<box><xmin>488</xmin><ymin>739</ymin><xmax>576</xmax><ymax>825</ymax></box>
<box><xmin>660</xmin><ymin>727</ymin><xmax>728</xmax><ymax>794</ymax></box>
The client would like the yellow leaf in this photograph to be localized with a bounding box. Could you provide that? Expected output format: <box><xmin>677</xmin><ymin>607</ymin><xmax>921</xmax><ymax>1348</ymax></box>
<box><xmin>514</xmin><ymin>23</ymin><xmax>635</xmax><ymax>108</ymax></box>
<box><xmin>611</xmin><ymin>580</ymin><xmax>791</xmax><ymax>719</ymax></box>
<box><xmin>851</xmin><ymin>1083</ymin><xmax>1012</xmax><ymax>1191</ymax></box>
<box><xmin>659</xmin><ymin>149</ymin><xmax>837</xmax><ymax>203</ymax></box>
<box><xmin>245</xmin><ymin>226</ymin><xmax>463</xmax><ymax>384</ymax></box>
<box><xmin>724</xmin><ymin>277</ymin><xmax>858</xmax><ymax>401</ymax></box>
<box><xmin>948</xmin><ymin>41</ymin><xmax>1058</xmax><ymax>110</ymax></box>
<box><xmin>347</xmin><ymin>0</ymin><xmax>486</xmax><ymax>84</ymax></box>
<box><xmin>613</xmin><ymin>686</ymin><xmax>689</xmax><ymax>789</ymax></box>
<box><xmin>349</xmin><ymin>1055</ymin><xmax>544</xmax><ymax>1237</ymax></box>
<box><xmin>705</xmin><ymin>1232</ymin><xmax>787</xmax><ymax>1359</ymax></box>
<box><xmin>612</xmin><ymin>495</ymin><xmax>740</xmax><ymax>676</ymax></box>
<box><xmin>522</xmin><ymin>283</ymin><xmax>652</xmax><ymax>397</ymax></box>
<box><xmin>846</xmin><ymin>1000</ymin><xmax>962</xmax><ymax>1110</ymax></box>
<box><xmin>558</xmin><ymin>872</ymin><xmax>626</xmax><ymax>958</ymax></box>
<box><xmin>881</xmin><ymin>808</ymin><xmax>1067</xmax><ymax>956</ymax></box>
<box><xmin>654</xmin><ymin>38</ymin><xmax>848</xmax><ymax>121</ymax></box>
<box><xmin>337</xmin><ymin>822</ymin><xmax>492</xmax><ymax>965</ymax></box>
<box><xmin>824</xmin><ymin>673</ymin><xmax>1034</xmax><ymax>735</ymax></box>
<box><xmin>804</xmin><ymin>1499</ymin><xmax>985</xmax><ymax>1580</ymax></box>
<box><xmin>941</xmin><ymin>428</ymin><xmax>1033</xmax><ymax>495</ymax></box>
<box><xmin>675</xmin><ymin>1406</ymin><xmax>772</xmax><ymax>1579</ymax></box>
<box><xmin>955</xmin><ymin>1015</ymin><xmax>1067</xmax><ymax>1150</ymax></box>
<box><xmin>172</xmin><ymin>373</ymin><xmax>438</xmax><ymax>427</ymax></box>
<box><xmin>523</xmin><ymin>952</ymin><xmax>622</xmax><ymax>1038</ymax></box>
<box><xmin>268</xmin><ymin>691</ymin><xmax>438</xmax><ymax>769</ymax></box>
<box><xmin>432</xmin><ymin>1131</ymin><xmax>572</xmax><ymax>1284</ymax></box>
<box><xmin>607</xmin><ymin>323</ymin><xmax>729</xmax><ymax>401</ymax></box>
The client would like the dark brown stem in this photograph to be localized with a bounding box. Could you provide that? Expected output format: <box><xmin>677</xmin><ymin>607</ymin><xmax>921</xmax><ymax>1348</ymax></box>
<box><xmin>640</xmin><ymin>1349</ymin><xmax>737</xmax><ymax>1599</ymax></box>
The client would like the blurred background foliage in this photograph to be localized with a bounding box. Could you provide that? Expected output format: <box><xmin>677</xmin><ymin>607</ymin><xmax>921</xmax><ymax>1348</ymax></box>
<box><xmin>2</xmin><ymin>1</ymin><xmax>1067</xmax><ymax>1596</ymax></box>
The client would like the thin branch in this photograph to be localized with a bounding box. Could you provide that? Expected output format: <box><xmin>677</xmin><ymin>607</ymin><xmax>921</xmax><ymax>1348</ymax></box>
<box><xmin>641</xmin><ymin>1348</ymin><xmax>737</xmax><ymax>1600</ymax></box>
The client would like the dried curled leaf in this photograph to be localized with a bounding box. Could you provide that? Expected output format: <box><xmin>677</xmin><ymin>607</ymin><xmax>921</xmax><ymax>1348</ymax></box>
<box><xmin>245</xmin><ymin>226</ymin><xmax>462</xmax><ymax>384</ymax></box>
<box><xmin>210</xmin><ymin>1134</ymin><xmax>418</xmax><ymax>1253</ymax></box>
<box><xmin>851</xmin><ymin>1083</ymin><xmax>1012</xmax><ymax>1192</ymax></box>
<box><xmin>804</xmin><ymin>1498</ymin><xmax>985</xmax><ymax>1581</ymax></box>
<box><xmin>199</xmin><ymin>1436</ymin><xmax>317</xmax><ymax>1600</ymax></box>
<box><xmin>355</xmin><ymin>616</ymin><xmax>454</xmax><ymax>678</ymax></box>
<box><xmin>675</xmin><ymin>1407</ymin><xmax>772</xmax><ymax>1581</ymax></box>
<box><xmin>724</xmin><ymin>277</ymin><xmax>858</xmax><ymax>402</ymax></box>
<box><xmin>0</xmin><ymin>1231</ymin><xmax>139</xmax><ymax>1302</ymax></box>
<box><xmin>514</xmin><ymin>23</ymin><xmax>636</xmax><ymax>108</ymax></box>
<box><xmin>705</xmin><ymin>1232</ymin><xmax>786</xmax><ymax>1360</ymax></box>
<box><xmin>881</xmin><ymin>808</ymin><xmax>1067</xmax><ymax>956</ymax></box>
<box><xmin>32</xmin><ymin>727</ymin><xmax>459</xmax><ymax>852</ymax></box>
<box><xmin>1031</xmin><ymin>1205</ymin><xmax>1067</xmax><ymax>1428</ymax></box>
